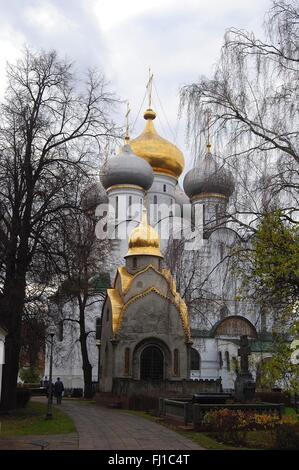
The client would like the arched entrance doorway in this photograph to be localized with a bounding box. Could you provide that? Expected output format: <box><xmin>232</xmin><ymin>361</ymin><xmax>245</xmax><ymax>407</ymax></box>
<box><xmin>140</xmin><ymin>345</ymin><xmax>164</xmax><ymax>381</ymax></box>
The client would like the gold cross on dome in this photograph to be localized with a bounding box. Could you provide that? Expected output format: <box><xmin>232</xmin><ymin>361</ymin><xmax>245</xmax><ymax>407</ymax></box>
<box><xmin>146</xmin><ymin>67</ymin><xmax>154</xmax><ymax>108</ymax></box>
<box><xmin>125</xmin><ymin>101</ymin><xmax>130</xmax><ymax>142</ymax></box>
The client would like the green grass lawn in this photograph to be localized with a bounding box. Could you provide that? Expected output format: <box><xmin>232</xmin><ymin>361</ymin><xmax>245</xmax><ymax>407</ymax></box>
<box><xmin>0</xmin><ymin>401</ymin><xmax>76</xmax><ymax>437</ymax></box>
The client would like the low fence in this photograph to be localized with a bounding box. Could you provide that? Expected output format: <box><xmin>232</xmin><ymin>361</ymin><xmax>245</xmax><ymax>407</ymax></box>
<box><xmin>159</xmin><ymin>398</ymin><xmax>193</xmax><ymax>426</ymax></box>
<box><xmin>112</xmin><ymin>378</ymin><xmax>222</xmax><ymax>397</ymax></box>
<box><xmin>159</xmin><ymin>398</ymin><xmax>285</xmax><ymax>427</ymax></box>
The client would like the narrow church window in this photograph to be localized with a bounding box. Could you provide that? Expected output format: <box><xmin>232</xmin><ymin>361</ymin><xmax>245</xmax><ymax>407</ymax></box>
<box><xmin>202</xmin><ymin>204</ymin><xmax>206</xmax><ymax>226</ymax></box>
<box><xmin>95</xmin><ymin>318</ymin><xmax>102</xmax><ymax>340</ymax></box>
<box><xmin>225</xmin><ymin>351</ymin><xmax>230</xmax><ymax>371</ymax></box>
<box><xmin>124</xmin><ymin>348</ymin><xmax>130</xmax><ymax>375</ymax></box>
<box><xmin>163</xmin><ymin>184</ymin><xmax>166</xmax><ymax>192</ymax></box>
<box><xmin>58</xmin><ymin>321</ymin><xmax>63</xmax><ymax>342</ymax></box>
<box><xmin>219</xmin><ymin>351</ymin><xmax>223</xmax><ymax>369</ymax></box>
<box><xmin>174</xmin><ymin>349</ymin><xmax>180</xmax><ymax>376</ymax></box>
<box><xmin>190</xmin><ymin>348</ymin><xmax>200</xmax><ymax>371</ymax></box>
<box><xmin>191</xmin><ymin>205</ymin><xmax>195</xmax><ymax>228</ymax></box>
<box><xmin>154</xmin><ymin>195</ymin><xmax>158</xmax><ymax>221</ymax></box>
<box><xmin>115</xmin><ymin>196</ymin><xmax>119</xmax><ymax>219</ymax></box>
<box><xmin>128</xmin><ymin>195</ymin><xmax>132</xmax><ymax>219</ymax></box>
<box><xmin>133</xmin><ymin>257</ymin><xmax>137</xmax><ymax>269</ymax></box>
<box><xmin>106</xmin><ymin>308</ymin><xmax>109</xmax><ymax>322</ymax></box>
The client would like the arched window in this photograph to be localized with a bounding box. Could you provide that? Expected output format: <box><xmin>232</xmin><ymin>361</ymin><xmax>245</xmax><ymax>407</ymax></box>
<box><xmin>173</xmin><ymin>349</ymin><xmax>180</xmax><ymax>376</ymax></box>
<box><xmin>124</xmin><ymin>348</ymin><xmax>130</xmax><ymax>375</ymax></box>
<box><xmin>225</xmin><ymin>351</ymin><xmax>230</xmax><ymax>371</ymax></box>
<box><xmin>219</xmin><ymin>351</ymin><xmax>223</xmax><ymax>369</ymax></box>
<box><xmin>190</xmin><ymin>348</ymin><xmax>201</xmax><ymax>371</ymax></box>
<box><xmin>58</xmin><ymin>321</ymin><xmax>63</xmax><ymax>342</ymax></box>
<box><xmin>163</xmin><ymin>184</ymin><xmax>166</xmax><ymax>192</ymax></box>
<box><xmin>95</xmin><ymin>318</ymin><xmax>102</xmax><ymax>340</ymax></box>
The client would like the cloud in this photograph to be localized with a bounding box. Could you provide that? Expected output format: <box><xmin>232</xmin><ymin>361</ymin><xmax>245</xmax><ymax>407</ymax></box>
<box><xmin>0</xmin><ymin>0</ymin><xmax>273</xmax><ymax>169</ymax></box>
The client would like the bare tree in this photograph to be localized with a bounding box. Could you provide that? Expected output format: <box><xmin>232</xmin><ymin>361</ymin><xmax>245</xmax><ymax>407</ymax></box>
<box><xmin>180</xmin><ymin>0</ymin><xmax>299</xmax><ymax>233</ymax></box>
<box><xmin>49</xmin><ymin>183</ymin><xmax>110</xmax><ymax>398</ymax></box>
<box><xmin>0</xmin><ymin>48</ymin><xmax>119</xmax><ymax>409</ymax></box>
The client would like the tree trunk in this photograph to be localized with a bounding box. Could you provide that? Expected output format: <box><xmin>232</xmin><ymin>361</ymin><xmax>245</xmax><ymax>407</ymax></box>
<box><xmin>0</xmin><ymin>279</ymin><xmax>26</xmax><ymax>410</ymax></box>
<box><xmin>78</xmin><ymin>298</ymin><xmax>93</xmax><ymax>399</ymax></box>
<box><xmin>80</xmin><ymin>335</ymin><xmax>93</xmax><ymax>399</ymax></box>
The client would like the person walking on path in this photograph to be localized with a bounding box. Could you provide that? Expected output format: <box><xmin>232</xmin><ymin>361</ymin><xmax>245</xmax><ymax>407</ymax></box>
<box><xmin>54</xmin><ymin>377</ymin><xmax>64</xmax><ymax>405</ymax></box>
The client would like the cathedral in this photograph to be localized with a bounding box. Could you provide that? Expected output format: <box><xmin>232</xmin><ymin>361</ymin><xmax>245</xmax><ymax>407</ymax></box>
<box><xmin>45</xmin><ymin>96</ymin><xmax>273</xmax><ymax>393</ymax></box>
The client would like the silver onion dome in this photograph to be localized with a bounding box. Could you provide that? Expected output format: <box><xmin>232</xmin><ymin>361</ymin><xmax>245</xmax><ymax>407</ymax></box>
<box><xmin>100</xmin><ymin>144</ymin><xmax>154</xmax><ymax>191</ymax></box>
<box><xmin>183</xmin><ymin>151</ymin><xmax>235</xmax><ymax>199</ymax></box>
<box><xmin>81</xmin><ymin>181</ymin><xmax>108</xmax><ymax>212</ymax></box>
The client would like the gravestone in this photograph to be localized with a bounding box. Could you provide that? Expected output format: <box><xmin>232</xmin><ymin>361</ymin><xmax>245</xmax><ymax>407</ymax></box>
<box><xmin>234</xmin><ymin>335</ymin><xmax>256</xmax><ymax>402</ymax></box>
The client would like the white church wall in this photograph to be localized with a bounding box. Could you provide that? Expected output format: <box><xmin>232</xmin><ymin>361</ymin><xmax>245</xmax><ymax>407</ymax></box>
<box><xmin>45</xmin><ymin>295</ymin><xmax>103</xmax><ymax>390</ymax></box>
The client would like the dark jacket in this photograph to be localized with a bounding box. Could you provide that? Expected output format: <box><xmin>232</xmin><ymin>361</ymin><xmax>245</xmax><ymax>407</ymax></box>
<box><xmin>54</xmin><ymin>380</ymin><xmax>64</xmax><ymax>396</ymax></box>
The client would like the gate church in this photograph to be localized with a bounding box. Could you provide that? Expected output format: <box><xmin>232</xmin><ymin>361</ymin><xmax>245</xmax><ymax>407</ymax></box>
<box><xmin>99</xmin><ymin>208</ymin><xmax>193</xmax><ymax>393</ymax></box>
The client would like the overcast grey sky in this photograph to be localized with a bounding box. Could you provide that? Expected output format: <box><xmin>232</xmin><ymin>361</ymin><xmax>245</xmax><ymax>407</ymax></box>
<box><xmin>0</xmin><ymin>0</ymin><xmax>272</xmax><ymax>169</ymax></box>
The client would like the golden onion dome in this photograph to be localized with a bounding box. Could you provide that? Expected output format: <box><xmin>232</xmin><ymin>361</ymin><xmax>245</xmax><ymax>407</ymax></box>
<box><xmin>125</xmin><ymin>207</ymin><xmax>163</xmax><ymax>258</ymax></box>
<box><xmin>130</xmin><ymin>108</ymin><xmax>184</xmax><ymax>179</ymax></box>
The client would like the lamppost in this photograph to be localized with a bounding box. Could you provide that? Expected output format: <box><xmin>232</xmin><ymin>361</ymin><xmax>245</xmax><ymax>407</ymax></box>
<box><xmin>96</xmin><ymin>339</ymin><xmax>101</xmax><ymax>392</ymax></box>
<box><xmin>46</xmin><ymin>325</ymin><xmax>56</xmax><ymax>419</ymax></box>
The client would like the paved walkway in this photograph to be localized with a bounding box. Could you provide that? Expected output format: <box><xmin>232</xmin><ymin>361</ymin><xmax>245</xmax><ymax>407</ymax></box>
<box><xmin>62</xmin><ymin>400</ymin><xmax>203</xmax><ymax>450</ymax></box>
<box><xmin>0</xmin><ymin>399</ymin><xmax>204</xmax><ymax>450</ymax></box>
<box><xmin>0</xmin><ymin>433</ymin><xmax>78</xmax><ymax>450</ymax></box>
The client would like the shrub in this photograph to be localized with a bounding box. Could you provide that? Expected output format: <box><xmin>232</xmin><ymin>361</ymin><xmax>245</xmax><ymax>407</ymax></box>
<box><xmin>202</xmin><ymin>409</ymin><xmax>249</xmax><ymax>445</ymax></box>
<box><xmin>16</xmin><ymin>388</ymin><xmax>31</xmax><ymax>408</ymax></box>
<box><xmin>202</xmin><ymin>409</ymin><xmax>299</xmax><ymax>448</ymax></box>
<box><xmin>19</xmin><ymin>367</ymin><xmax>41</xmax><ymax>384</ymax></box>
<box><xmin>251</xmin><ymin>413</ymin><xmax>280</xmax><ymax>430</ymax></box>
